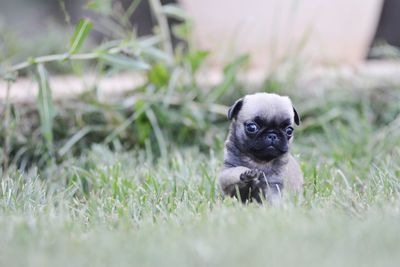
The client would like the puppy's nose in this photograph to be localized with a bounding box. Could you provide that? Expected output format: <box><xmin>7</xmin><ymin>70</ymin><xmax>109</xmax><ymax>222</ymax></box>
<box><xmin>267</xmin><ymin>133</ymin><xmax>278</xmax><ymax>142</ymax></box>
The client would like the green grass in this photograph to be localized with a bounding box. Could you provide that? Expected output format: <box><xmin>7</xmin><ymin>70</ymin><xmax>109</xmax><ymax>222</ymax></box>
<box><xmin>1</xmin><ymin>85</ymin><xmax>400</xmax><ymax>267</ymax></box>
<box><xmin>2</xmin><ymin>2</ymin><xmax>400</xmax><ymax>265</ymax></box>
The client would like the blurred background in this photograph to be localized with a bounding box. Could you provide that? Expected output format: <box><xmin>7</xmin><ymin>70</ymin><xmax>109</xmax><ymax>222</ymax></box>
<box><xmin>1</xmin><ymin>0</ymin><xmax>400</xmax><ymax>68</ymax></box>
<box><xmin>0</xmin><ymin>0</ymin><xmax>400</xmax><ymax>170</ymax></box>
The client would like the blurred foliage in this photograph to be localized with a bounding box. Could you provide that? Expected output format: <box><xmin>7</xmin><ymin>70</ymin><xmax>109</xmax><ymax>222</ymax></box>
<box><xmin>1</xmin><ymin>0</ymin><xmax>400</xmax><ymax>174</ymax></box>
<box><xmin>368</xmin><ymin>41</ymin><xmax>400</xmax><ymax>60</ymax></box>
<box><xmin>0</xmin><ymin>0</ymin><xmax>250</xmax><ymax>171</ymax></box>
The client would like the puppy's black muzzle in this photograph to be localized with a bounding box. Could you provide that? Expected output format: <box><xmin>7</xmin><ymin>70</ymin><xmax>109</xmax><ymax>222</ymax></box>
<box><xmin>266</xmin><ymin>132</ymin><xmax>278</xmax><ymax>145</ymax></box>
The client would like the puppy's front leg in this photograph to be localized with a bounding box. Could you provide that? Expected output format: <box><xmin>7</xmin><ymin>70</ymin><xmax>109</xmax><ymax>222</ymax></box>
<box><xmin>219</xmin><ymin>167</ymin><xmax>265</xmax><ymax>203</ymax></box>
<box><xmin>219</xmin><ymin>166</ymin><xmax>249</xmax><ymax>197</ymax></box>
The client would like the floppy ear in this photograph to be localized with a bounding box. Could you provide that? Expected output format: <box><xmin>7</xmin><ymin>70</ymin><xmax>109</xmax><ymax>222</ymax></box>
<box><xmin>293</xmin><ymin>106</ymin><xmax>300</xmax><ymax>125</ymax></box>
<box><xmin>227</xmin><ymin>98</ymin><xmax>243</xmax><ymax>120</ymax></box>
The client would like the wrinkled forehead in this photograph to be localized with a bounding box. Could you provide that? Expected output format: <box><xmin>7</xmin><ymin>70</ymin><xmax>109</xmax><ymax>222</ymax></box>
<box><xmin>237</xmin><ymin>94</ymin><xmax>294</xmax><ymax>124</ymax></box>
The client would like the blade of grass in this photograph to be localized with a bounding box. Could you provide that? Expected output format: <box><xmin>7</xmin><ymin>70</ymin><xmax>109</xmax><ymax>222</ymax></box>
<box><xmin>35</xmin><ymin>64</ymin><xmax>55</xmax><ymax>152</ymax></box>
<box><xmin>145</xmin><ymin>108</ymin><xmax>167</xmax><ymax>160</ymax></box>
<box><xmin>99</xmin><ymin>54</ymin><xmax>150</xmax><ymax>70</ymax></box>
<box><xmin>69</xmin><ymin>18</ymin><xmax>93</xmax><ymax>55</ymax></box>
<box><xmin>58</xmin><ymin>127</ymin><xmax>92</xmax><ymax>157</ymax></box>
<box><xmin>142</xmin><ymin>47</ymin><xmax>172</xmax><ymax>63</ymax></box>
<box><xmin>149</xmin><ymin>0</ymin><xmax>173</xmax><ymax>58</ymax></box>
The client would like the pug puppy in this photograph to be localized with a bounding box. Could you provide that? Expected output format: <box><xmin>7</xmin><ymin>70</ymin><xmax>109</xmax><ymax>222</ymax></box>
<box><xmin>218</xmin><ymin>93</ymin><xmax>303</xmax><ymax>204</ymax></box>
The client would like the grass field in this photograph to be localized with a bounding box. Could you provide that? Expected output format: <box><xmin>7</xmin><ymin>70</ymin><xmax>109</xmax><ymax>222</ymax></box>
<box><xmin>1</xmin><ymin>84</ymin><xmax>400</xmax><ymax>267</ymax></box>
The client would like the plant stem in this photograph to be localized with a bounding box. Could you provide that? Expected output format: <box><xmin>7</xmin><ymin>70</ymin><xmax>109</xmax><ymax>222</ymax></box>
<box><xmin>8</xmin><ymin>40</ymin><xmax>138</xmax><ymax>73</ymax></box>
<box><xmin>149</xmin><ymin>0</ymin><xmax>173</xmax><ymax>59</ymax></box>
<box><xmin>9</xmin><ymin>53</ymin><xmax>99</xmax><ymax>73</ymax></box>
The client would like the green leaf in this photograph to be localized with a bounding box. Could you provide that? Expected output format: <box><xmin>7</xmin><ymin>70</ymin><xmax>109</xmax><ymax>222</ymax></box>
<box><xmin>100</xmin><ymin>54</ymin><xmax>150</xmax><ymax>70</ymax></box>
<box><xmin>69</xmin><ymin>18</ymin><xmax>93</xmax><ymax>55</ymax></box>
<box><xmin>136</xmin><ymin>35</ymin><xmax>163</xmax><ymax>48</ymax></box>
<box><xmin>135</xmin><ymin>100</ymin><xmax>151</xmax><ymax>145</ymax></box>
<box><xmin>35</xmin><ymin>64</ymin><xmax>55</xmax><ymax>150</ymax></box>
<box><xmin>172</xmin><ymin>22</ymin><xmax>192</xmax><ymax>40</ymax></box>
<box><xmin>186</xmin><ymin>50</ymin><xmax>209</xmax><ymax>73</ymax></box>
<box><xmin>161</xmin><ymin>4</ymin><xmax>188</xmax><ymax>20</ymax></box>
<box><xmin>147</xmin><ymin>63</ymin><xmax>170</xmax><ymax>88</ymax></box>
<box><xmin>142</xmin><ymin>47</ymin><xmax>172</xmax><ymax>63</ymax></box>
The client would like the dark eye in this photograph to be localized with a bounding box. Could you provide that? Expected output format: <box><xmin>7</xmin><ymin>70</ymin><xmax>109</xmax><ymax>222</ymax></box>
<box><xmin>245</xmin><ymin>122</ymin><xmax>259</xmax><ymax>134</ymax></box>
<box><xmin>285</xmin><ymin>126</ymin><xmax>294</xmax><ymax>136</ymax></box>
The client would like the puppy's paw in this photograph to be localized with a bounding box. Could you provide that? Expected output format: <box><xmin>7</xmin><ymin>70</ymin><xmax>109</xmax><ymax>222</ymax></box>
<box><xmin>240</xmin><ymin>169</ymin><xmax>263</xmax><ymax>183</ymax></box>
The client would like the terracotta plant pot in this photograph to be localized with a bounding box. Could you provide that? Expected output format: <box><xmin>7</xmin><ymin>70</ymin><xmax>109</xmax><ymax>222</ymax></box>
<box><xmin>180</xmin><ymin>0</ymin><xmax>384</xmax><ymax>68</ymax></box>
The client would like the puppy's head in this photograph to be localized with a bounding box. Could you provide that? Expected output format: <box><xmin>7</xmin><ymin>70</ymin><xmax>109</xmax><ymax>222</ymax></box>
<box><xmin>228</xmin><ymin>93</ymin><xmax>300</xmax><ymax>162</ymax></box>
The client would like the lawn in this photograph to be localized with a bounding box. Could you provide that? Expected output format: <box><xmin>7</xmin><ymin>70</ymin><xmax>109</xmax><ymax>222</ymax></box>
<box><xmin>1</xmin><ymin>3</ymin><xmax>400</xmax><ymax>265</ymax></box>
<box><xmin>1</xmin><ymin>84</ymin><xmax>400</xmax><ymax>267</ymax></box>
